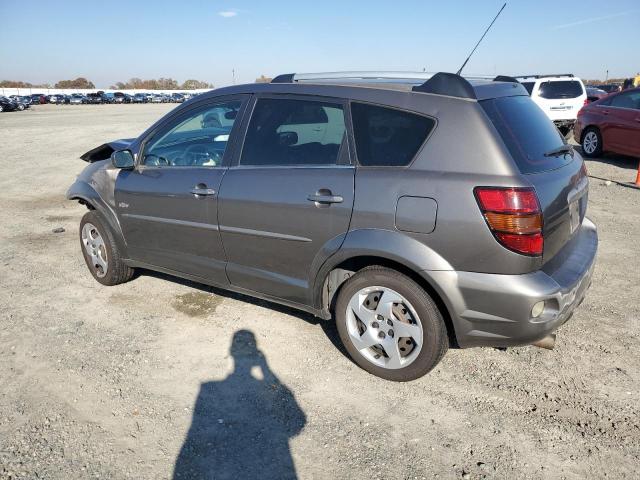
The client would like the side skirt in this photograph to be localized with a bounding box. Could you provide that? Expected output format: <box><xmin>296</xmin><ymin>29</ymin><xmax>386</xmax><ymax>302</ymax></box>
<box><xmin>123</xmin><ymin>259</ymin><xmax>330</xmax><ymax>320</ymax></box>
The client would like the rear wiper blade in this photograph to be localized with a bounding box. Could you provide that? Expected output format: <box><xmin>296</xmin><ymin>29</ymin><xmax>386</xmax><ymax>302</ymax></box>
<box><xmin>544</xmin><ymin>144</ymin><xmax>574</xmax><ymax>157</ymax></box>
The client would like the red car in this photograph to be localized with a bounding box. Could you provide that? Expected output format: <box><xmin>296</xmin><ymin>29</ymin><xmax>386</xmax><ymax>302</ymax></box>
<box><xmin>574</xmin><ymin>87</ymin><xmax>640</xmax><ymax>158</ymax></box>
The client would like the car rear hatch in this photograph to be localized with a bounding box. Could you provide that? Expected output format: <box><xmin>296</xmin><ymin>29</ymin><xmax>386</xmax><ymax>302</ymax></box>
<box><xmin>481</xmin><ymin>95</ymin><xmax>589</xmax><ymax>265</ymax></box>
<box><xmin>534</xmin><ymin>80</ymin><xmax>585</xmax><ymax>121</ymax></box>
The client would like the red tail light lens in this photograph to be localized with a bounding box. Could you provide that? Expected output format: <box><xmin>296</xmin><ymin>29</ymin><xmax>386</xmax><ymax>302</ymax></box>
<box><xmin>474</xmin><ymin>187</ymin><xmax>543</xmax><ymax>256</ymax></box>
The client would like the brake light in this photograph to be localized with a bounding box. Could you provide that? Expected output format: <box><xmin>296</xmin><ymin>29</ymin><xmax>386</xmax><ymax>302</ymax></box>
<box><xmin>474</xmin><ymin>187</ymin><xmax>543</xmax><ymax>256</ymax></box>
<box><xmin>583</xmin><ymin>99</ymin><xmax>588</xmax><ymax>106</ymax></box>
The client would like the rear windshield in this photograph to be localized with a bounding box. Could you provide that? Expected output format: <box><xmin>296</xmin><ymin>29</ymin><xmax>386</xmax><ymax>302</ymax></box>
<box><xmin>481</xmin><ymin>96</ymin><xmax>573</xmax><ymax>174</ymax></box>
<box><xmin>538</xmin><ymin>80</ymin><xmax>584</xmax><ymax>99</ymax></box>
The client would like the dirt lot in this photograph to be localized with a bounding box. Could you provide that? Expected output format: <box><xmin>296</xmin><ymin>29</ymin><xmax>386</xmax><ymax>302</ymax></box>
<box><xmin>0</xmin><ymin>104</ymin><xmax>638</xmax><ymax>480</ymax></box>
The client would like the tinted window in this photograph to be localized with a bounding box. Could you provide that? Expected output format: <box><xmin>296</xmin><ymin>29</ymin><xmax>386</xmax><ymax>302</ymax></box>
<box><xmin>610</xmin><ymin>91</ymin><xmax>640</xmax><ymax>109</ymax></box>
<box><xmin>538</xmin><ymin>80</ymin><xmax>584</xmax><ymax>99</ymax></box>
<box><xmin>143</xmin><ymin>100</ymin><xmax>242</xmax><ymax>167</ymax></box>
<box><xmin>351</xmin><ymin>103</ymin><xmax>435</xmax><ymax>167</ymax></box>
<box><xmin>522</xmin><ymin>82</ymin><xmax>535</xmax><ymax>95</ymax></box>
<box><xmin>241</xmin><ymin>98</ymin><xmax>346</xmax><ymax>166</ymax></box>
<box><xmin>481</xmin><ymin>96</ymin><xmax>572</xmax><ymax>174</ymax></box>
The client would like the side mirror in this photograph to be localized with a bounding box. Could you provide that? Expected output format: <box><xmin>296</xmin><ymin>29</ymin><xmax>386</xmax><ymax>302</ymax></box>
<box><xmin>111</xmin><ymin>150</ymin><xmax>135</xmax><ymax>169</ymax></box>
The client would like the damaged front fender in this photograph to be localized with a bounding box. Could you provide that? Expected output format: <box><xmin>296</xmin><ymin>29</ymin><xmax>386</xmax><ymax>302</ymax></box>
<box><xmin>80</xmin><ymin>138</ymin><xmax>135</xmax><ymax>162</ymax></box>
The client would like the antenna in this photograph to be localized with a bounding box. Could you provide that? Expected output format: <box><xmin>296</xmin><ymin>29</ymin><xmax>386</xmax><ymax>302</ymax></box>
<box><xmin>456</xmin><ymin>2</ymin><xmax>507</xmax><ymax>76</ymax></box>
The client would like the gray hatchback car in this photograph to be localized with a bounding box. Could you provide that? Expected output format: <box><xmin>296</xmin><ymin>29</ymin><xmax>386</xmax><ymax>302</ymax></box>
<box><xmin>67</xmin><ymin>72</ymin><xmax>597</xmax><ymax>381</ymax></box>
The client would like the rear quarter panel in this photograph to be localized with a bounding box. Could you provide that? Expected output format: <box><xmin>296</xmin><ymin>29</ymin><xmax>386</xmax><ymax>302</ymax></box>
<box><xmin>347</xmin><ymin>97</ymin><xmax>541</xmax><ymax>275</ymax></box>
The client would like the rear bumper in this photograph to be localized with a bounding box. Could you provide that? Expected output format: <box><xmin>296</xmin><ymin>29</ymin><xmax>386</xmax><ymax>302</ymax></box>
<box><xmin>429</xmin><ymin>217</ymin><xmax>597</xmax><ymax>348</ymax></box>
<box><xmin>553</xmin><ymin>119</ymin><xmax>575</xmax><ymax>129</ymax></box>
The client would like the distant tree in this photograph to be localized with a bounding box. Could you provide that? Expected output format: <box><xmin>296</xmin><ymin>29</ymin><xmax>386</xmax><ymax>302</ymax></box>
<box><xmin>181</xmin><ymin>79</ymin><xmax>214</xmax><ymax>89</ymax></box>
<box><xmin>0</xmin><ymin>80</ymin><xmax>50</xmax><ymax>88</ymax></box>
<box><xmin>255</xmin><ymin>75</ymin><xmax>272</xmax><ymax>83</ymax></box>
<box><xmin>108</xmin><ymin>77</ymin><xmax>199</xmax><ymax>90</ymax></box>
<box><xmin>55</xmin><ymin>77</ymin><xmax>95</xmax><ymax>89</ymax></box>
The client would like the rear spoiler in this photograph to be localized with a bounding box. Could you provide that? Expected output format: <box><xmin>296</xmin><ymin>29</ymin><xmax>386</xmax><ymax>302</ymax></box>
<box><xmin>80</xmin><ymin>138</ymin><xmax>134</xmax><ymax>162</ymax></box>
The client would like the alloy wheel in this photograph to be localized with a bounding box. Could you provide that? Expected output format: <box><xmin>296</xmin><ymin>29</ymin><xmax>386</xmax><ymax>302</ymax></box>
<box><xmin>81</xmin><ymin>223</ymin><xmax>108</xmax><ymax>278</ymax></box>
<box><xmin>583</xmin><ymin>131</ymin><xmax>598</xmax><ymax>155</ymax></box>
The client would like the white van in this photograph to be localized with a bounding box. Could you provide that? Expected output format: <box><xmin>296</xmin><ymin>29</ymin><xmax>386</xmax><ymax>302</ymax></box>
<box><xmin>516</xmin><ymin>74</ymin><xmax>587</xmax><ymax>137</ymax></box>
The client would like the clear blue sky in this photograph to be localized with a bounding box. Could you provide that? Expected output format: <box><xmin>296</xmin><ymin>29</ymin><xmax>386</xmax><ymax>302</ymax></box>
<box><xmin>1</xmin><ymin>0</ymin><xmax>638</xmax><ymax>88</ymax></box>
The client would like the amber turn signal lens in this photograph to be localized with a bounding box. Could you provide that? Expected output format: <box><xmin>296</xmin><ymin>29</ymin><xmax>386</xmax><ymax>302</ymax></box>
<box><xmin>484</xmin><ymin>212</ymin><xmax>542</xmax><ymax>234</ymax></box>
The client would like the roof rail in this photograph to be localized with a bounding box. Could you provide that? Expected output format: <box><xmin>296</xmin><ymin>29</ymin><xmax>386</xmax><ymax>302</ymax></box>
<box><xmin>271</xmin><ymin>71</ymin><xmax>435</xmax><ymax>83</ymax></box>
<box><xmin>514</xmin><ymin>74</ymin><xmax>574</xmax><ymax>79</ymax></box>
<box><xmin>270</xmin><ymin>71</ymin><xmax>477</xmax><ymax>100</ymax></box>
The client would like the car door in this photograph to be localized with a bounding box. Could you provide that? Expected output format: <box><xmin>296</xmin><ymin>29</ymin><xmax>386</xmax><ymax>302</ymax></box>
<box><xmin>115</xmin><ymin>96</ymin><xmax>248</xmax><ymax>284</ymax></box>
<box><xmin>218</xmin><ymin>95</ymin><xmax>355</xmax><ymax>305</ymax></box>
<box><xmin>601</xmin><ymin>90</ymin><xmax>640</xmax><ymax>156</ymax></box>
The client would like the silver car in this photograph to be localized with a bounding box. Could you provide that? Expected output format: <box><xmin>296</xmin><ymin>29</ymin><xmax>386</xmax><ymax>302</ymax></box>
<box><xmin>67</xmin><ymin>72</ymin><xmax>597</xmax><ymax>381</ymax></box>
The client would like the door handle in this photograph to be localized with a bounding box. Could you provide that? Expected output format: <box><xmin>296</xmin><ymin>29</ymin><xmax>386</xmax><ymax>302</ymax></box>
<box><xmin>635</xmin><ymin>117</ymin><xmax>640</xmax><ymax>123</ymax></box>
<box><xmin>307</xmin><ymin>192</ymin><xmax>344</xmax><ymax>204</ymax></box>
<box><xmin>603</xmin><ymin>110</ymin><xmax>609</xmax><ymax>115</ymax></box>
<box><xmin>190</xmin><ymin>183</ymin><xmax>216</xmax><ymax>196</ymax></box>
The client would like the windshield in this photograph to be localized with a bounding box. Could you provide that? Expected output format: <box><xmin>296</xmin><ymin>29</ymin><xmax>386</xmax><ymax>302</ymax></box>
<box><xmin>538</xmin><ymin>80</ymin><xmax>584</xmax><ymax>99</ymax></box>
<box><xmin>481</xmin><ymin>95</ymin><xmax>573</xmax><ymax>174</ymax></box>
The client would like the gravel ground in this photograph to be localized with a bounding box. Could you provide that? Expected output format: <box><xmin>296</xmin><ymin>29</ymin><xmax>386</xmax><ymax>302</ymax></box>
<box><xmin>0</xmin><ymin>104</ymin><xmax>638</xmax><ymax>480</ymax></box>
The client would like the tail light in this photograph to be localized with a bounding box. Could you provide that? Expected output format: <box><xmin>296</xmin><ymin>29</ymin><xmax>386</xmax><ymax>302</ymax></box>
<box><xmin>474</xmin><ymin>187</ymin><xmax>543</xmax><ymax>256</ymax></box>
<box><xmin>583</xmin><ymin>99</ymin><xmax>589</xmax><ymax>106</ymax></box>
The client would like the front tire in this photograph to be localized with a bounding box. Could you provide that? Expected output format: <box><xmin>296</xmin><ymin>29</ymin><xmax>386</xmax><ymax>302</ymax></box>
<box><xmin>79</xmin><ymin>211</ymin><xmax>134</xmax><ymax>286</ymax></box>
<box><xmin>335</xmin><ymin>266</ymin><xmax>448</xmax><ymax>381</ymax></box>
<box><xmin>581</xmin><ymin>127</ymin><xmax>603</xmax><ymax>158</ymax></box>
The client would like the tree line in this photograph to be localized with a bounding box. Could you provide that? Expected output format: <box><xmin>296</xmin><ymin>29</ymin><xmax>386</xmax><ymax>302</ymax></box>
<box><xmin>109</xmin><ymin>78</ymin><xmax>214</xmax><ymax>90</ymax></box>
<box><xmin>0</xmin><ymin>77</ymin><xmax>215</xmax><ymax>90</ymax></box>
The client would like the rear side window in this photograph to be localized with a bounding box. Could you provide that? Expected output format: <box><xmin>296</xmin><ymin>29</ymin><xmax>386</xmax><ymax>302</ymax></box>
<box><xmin>610</xmin><ymin>91</ymin><xmax>640</xmax><ymax>109</ymax></box>
<box><xmin>537</xmin><ymin>81</ymin><xmax>584</xmax><ymax>99</ymax></box>
<box><xmin>241</xmin><ymin>98</ymin><xmax>346</xmax><ymax>166</ymax></box>
<box><xmin>351</xmin><ymin>103</ymin><xmax>435</xmax><ymax>166</ymax></box>
<box><xmin>481</xmin><ymin>96</ymin><xmax>572</xmax><ymax>174</ymax></box>
<box><xmin>521</xmin><ymin>82</ymin><xmax>535</xmax><ymax>95</ymax></box>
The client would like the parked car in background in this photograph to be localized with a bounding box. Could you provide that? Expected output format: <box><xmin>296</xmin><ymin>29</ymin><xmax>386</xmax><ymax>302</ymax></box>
<box><xmin>151</xmin><ymin>94</ymin><xmax>164</xmax><ymax>103</ymax></box>
<box><xmin>585</xmin><ymin>87</ymin><xmax>608</xmax><ymax>103</ymax></box>
<box><xmin>132</xmin><ymin>93</ymin><xmax>147</xmax><ymax>103</ymax></box>
<box><xmin>0</xmin><ymin>96</ymin><xmax>19</xmax><ymax>112</ymax></box>
<box><xmin>9</xmin><ymin>96</ymin><xmax>32</xmax><ymax>109</ymax></box>
<box><xmin>113</xmin><ymin>92</ymin><xmax>133</xmax><ymax>103</ymax></box>
<box><xmin>85</xmin><ymin>93</ymin><xmax>103</xmax><ymax>104</ymax></box>
<box><xmin>592</xmin><ymin>84</ymin><xmax>621</xmax><ymax>94</ymax></box>
<box><xmin>516</xmin><ymin>74</ymin><xmax>587</xmax><ymax>137</ymax></box>
<box><xmin>48</xmin><ymin>94</ymin><xmax>62</xmax><ymax>104</ymax></box>
<box><xmin>575</xmin><ymin>87</ymin><xmax>640</xmax><ymax>158</ymax></box>
<box><xmin>69</xmin><ymin>94</ymin><xmax>86</xmax><ymax>105</ymax></box>
<box><xmin>30</xmin><ymin>94</ymin><xmax>47</xmax><ymax>104</ymax></box>
<box><xmin>171</xmin><ymin>93</ymin><xmax>185</xmax><ymax>103</ymax></box>
<box><xmin>67</xmin><ymin>72</ymin><xmax>597</xmax><ymax>381</ymax></box>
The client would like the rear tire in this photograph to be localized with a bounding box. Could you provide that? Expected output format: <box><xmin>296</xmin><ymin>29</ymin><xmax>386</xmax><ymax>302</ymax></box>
<box><xmin>79</xmin><ymin>211</ymin><xmax>134</xmax><ymax>286</ymax></box>
<box><xmin>581</xmin><ymin>127</ymin><xmax>603</xmax><ymax>157</ymax></box>
<box><xmin>335</xmin><ymin>266</ymin><xmax>448</xmax><ymax>381</ymax></box>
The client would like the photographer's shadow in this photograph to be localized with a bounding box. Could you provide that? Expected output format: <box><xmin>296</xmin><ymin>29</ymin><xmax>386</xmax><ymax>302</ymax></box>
<box><xmin>173</xmin><ymin>330</ymin><xmax>306</xmax><ymax>480</ymax></box>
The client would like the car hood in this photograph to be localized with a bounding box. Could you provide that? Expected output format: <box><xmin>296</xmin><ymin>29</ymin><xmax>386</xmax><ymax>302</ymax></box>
<box><xmin>80</xmin><ymin>138</ymin><xmax>136</xmax><ymax>162</ymax></box>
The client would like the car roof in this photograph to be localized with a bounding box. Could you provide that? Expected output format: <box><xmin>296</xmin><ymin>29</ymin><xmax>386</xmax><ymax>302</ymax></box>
<box><xmin>195</xmin><ymin>73</ymin><xmax>528</xmax><ymax>103</ymax></box>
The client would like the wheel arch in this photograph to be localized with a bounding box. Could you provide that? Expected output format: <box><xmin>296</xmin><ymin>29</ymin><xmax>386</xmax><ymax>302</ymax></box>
<box><xmin>312</xmin><ymin>230</ymin><xmax>459</xmax><ymax>346</ymax></box>
<box><xmin>67</xmin><ymin>181</ymin><xmax>127</xmax><ymax>254</ymax></box>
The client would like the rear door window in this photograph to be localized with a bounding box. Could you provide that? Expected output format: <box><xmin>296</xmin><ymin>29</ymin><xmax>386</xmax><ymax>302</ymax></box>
<box><xmin>240</xmin><ymin>98</ymin><xmax>346</xmax><ymax>166</ymax></box>
<box><xmin>351</xmin><ymin>103</ymin><xmax>435</xmax><ymax>166</ymax></box>
<box><xmin>481</xmin><ymin>96</ymin><xmax>572</xmax><ymax>174</ymax></box>
<box><xmin>537</xmin><ymin>81</ymin><xmax>584</xmax><ymax>99</ymax></box>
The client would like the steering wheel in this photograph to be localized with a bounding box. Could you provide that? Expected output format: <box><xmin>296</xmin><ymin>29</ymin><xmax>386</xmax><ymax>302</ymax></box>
<box><xmin>183</xmin><ymin>144</ymin><xmax>222</xmax><ymax>166</ymax></box>
<box><xmin>143</xmin><ymin>153</ymin><xmax>170</xmax><ymax>166</ymax></box>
